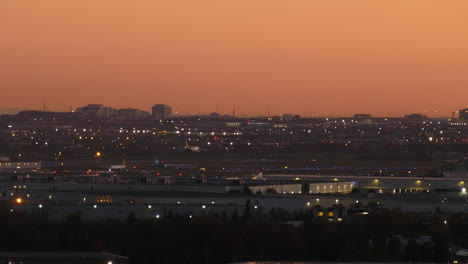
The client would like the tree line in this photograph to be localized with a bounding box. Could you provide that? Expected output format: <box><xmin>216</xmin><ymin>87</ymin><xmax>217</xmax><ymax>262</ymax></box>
<box><xmin>1</xmin><ymin>200</ymin><xmax>465</xmax><ymax>264</ymax></box>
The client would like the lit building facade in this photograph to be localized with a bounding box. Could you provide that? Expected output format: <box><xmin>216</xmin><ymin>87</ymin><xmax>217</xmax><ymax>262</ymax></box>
<box><xmin>0</xmin><ymin>161</ymin><xmax>42</xmax><ymax>170</ymax></box>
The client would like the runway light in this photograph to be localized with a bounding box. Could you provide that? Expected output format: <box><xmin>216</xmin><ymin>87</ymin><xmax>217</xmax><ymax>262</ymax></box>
<box><xmin>38</xmin><ymin>204</ymin><xmax>43</xmax><ymax>208</ymax></box>
<box><xmin>16</xmin><ymin>198</ymin><xmax>22</xmax><ymax>204</ymax></box>
<box><xmin>202</xmin><ymin>205</ymin><xmax>206</xmax><ymax>209</ymax></box>
<box><xmin>93</xmin><ymin>204</ymin><xmax>97</xmax><ymax>208</ymax></box>
<box><xmin>156</xmin><ymin>214</ymin><xmax>160</xmax><ymax>219</ymax></box>
<box><xmin>148</xmin><ymin>205</ymin><xmax>152</xmax><ymax>209</ymax></box>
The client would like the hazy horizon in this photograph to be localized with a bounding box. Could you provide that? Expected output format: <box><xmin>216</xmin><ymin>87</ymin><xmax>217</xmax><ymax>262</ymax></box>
<box><xmin>2</xmin><ymin>0</ymin><xmax>467</xmax><ymax>117</ymax></box>
<box><xmin>0</xmin><ymin>106</ymin><xmax>461</xmax><ymax>119</ymax></box>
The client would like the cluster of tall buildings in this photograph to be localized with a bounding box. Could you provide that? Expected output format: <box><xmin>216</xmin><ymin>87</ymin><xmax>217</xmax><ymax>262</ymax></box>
<box><xmin>76</xmin><ymin>104</ymin><xmax>172</xmax><ymax>120</ymax></box>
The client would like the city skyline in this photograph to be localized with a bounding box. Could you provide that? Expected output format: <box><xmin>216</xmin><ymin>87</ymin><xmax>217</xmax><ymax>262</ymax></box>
<box><xmin>0</xmin><ymin>103</ymin><xmax>465</xmax><ymax>118</ymax></box>
<box><xmin>2</xmin><ymin>0</ymin><xmax>468</xmax><ymax>117</ymax></box>
<box><xmin>3</xmin><ymin>1</ymin><xmax>468</xmax><ymax>263</ymax></box>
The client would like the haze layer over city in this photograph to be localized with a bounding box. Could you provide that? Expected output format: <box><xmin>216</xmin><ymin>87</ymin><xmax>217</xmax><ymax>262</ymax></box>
<box><xmin>2</xmin><ymin>1</ymin><xmax>468</xmax><ymax>264</ymax></box>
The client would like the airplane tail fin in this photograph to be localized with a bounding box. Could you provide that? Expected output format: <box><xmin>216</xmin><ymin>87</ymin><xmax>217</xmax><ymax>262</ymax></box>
<box><xmin>253</xmin><ymin>171</ymin><xmax>264</xmax><ymax>181</ymax></box>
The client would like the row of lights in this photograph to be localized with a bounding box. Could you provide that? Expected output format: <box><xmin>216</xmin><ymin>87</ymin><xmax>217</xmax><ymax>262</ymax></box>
<box><xmin>306</xmin><ymin>198</ymin><xmax>341</xmax><ymax>206</ymax></box>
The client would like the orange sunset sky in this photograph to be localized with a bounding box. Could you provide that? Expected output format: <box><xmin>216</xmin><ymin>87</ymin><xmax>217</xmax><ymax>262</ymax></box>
<box><xmin>1</xmin><ymin>0</ymin><xmax>467</xmax><ymax>117</ymax></box>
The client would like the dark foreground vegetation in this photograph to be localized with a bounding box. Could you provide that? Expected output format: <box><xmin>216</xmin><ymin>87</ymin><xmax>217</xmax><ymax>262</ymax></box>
<box><xmin>1</xmin><ymin>201</ymin><xmax>466</xmax><ymax>264</ymax></box>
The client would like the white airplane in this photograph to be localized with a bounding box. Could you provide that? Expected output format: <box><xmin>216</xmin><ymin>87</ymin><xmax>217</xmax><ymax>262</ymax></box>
<box><xmin>106</xmin><ymin>159</ymin><xmax>127</xmax><ymax>171</ymax></box>
<box><xmin>251</xmin><ymin>171</ymin><xmax>265</xmax><ymax>181</ymax></box>
<box><xmin>185</xmin><ymin>140</ymin><xmax>200</xmax><ymax>152</ymax></box>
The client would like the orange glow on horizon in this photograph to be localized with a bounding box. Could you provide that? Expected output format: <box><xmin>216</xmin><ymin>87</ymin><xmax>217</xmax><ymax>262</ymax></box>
<box><xmin>1</xmin><ymin>0</ymin><xmax>467</xmax><ymax>117</ymax></box>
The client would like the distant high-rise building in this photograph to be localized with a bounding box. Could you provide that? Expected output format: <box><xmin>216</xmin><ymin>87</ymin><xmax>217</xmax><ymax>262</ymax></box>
<box><xmin>152</xmin><ymin>104</ymin><xmax>172</xmax><ymax>120</ymax></box>
<box><xmin>459</xmin><ymin>109</ymin><xmax>468</xmax><ymax>121</ymax></box>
